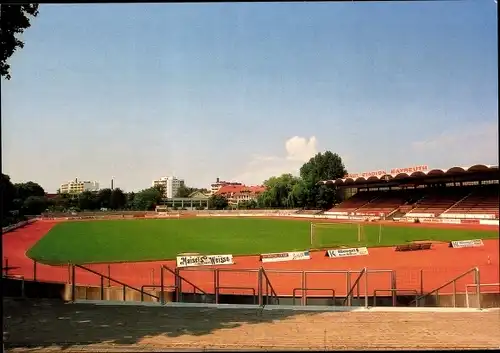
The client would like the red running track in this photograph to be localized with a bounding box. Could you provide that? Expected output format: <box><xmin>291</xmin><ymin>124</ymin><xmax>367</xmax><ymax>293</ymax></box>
<box><xmin>2</xmin><ymin>220</ymin><xmax>499</xmax><ymax>297</ymax></box>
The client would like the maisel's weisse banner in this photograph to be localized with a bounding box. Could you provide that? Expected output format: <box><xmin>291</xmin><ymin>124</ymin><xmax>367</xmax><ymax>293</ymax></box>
<box><xmin>261</xmin><ymin>250</ymin><xmax>311</xmax><ymax>263</ymax></box>
<box><xmin>176</xmin><ymin>254</ymin><xmax>234</xmax><ymax>268</ymax></box>
<box><xmin>326</xmin><ymin>247</ymin><xmax>369</xmax><ymax>258</ymax></box>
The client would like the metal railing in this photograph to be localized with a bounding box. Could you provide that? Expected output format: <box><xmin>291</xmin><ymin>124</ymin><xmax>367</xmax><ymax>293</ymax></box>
<box><xmin>2</xmin><ymin>274</ymin><xmax>26</xmax><ymax>298</ymax></box>
<box><xmin>465</xmin><ymin>283</ymin><xmax>500</xmax><ymax>308</ymax></box>
<box><xmin>2</xmin><ymin>258</ymin><xmax>19</xmax><ymax>277</ymax></box>
<box><xmin>292</xmin><ymin>288</ymin><xmax>335</xmax><ymax>306</ymax></box>
<box><xmin>140</xmin><ymin>284</ymin><xmax>176</xmax><ymax>302</ymax></box>
<box><xmin>342</xmin><ymin>267</ymin><xmax>367</xmax><ymax>307</ymax></box>
<box><xmin>260</xmin><ymin>267</ymin><xmax>279</xmax><ymax>306</ymax></box>
<box><xmin>163</xmin><ymin>265</ymin><xmax>209</xmax><ymax>302</ymax></box>
<box><xmin>19</xmin><ymin>260</ymin><xmax>476</xmax><ymax>309</ymax></box>
<box><xmin>217</xmin><ymin>287</ymin><xmax>257</xmax><ymax>304</ymax></box>
<box><xmin>373</xmin><ymin>289</ymin><xmax>419</xmax><ymax>307</ymax></box>
<box><xmin>411</xmin><ymin>267</ymin><xmax>480</xmax><ymax>308</ymax></box>
<box><xmin>215</xmin><ymin>268</ymin><xmax>260</xmax><ymax>305</ymax></box>
<box><xmin>72</xmin><ymin>265</ymin><xmax>160</xmax><ymax>303</ymax></box>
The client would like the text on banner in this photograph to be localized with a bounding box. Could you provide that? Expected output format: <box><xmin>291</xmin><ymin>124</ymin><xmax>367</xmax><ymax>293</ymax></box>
<box><xmin>176</xmin><ymin>254</ymin><xmax>234</xmax><ymax>268</ymax></box>
<box><xmin>327</xmin><ymin>247</ymin><xmax>369</xmax><ymax>258</ymax></box>
<box><xmin>450</xmin><ymin>239</ymin><xmax>484</xmax><ymax>249</ymax></box>
<box><xmin>261</xmin><ymin>250</ymin><xmax>310</xmax><ymax>263</ymax></box>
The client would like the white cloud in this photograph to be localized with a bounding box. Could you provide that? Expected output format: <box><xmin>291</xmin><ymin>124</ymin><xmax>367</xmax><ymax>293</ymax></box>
<box><xmin>232</xmin><ymin>136</ymin><xmax>318</xmax><ymax>185</ymax></box>
<box><xmin>285</xmin><ymin>136</ymin><xmax>318</xmax><ymax>161</ymax></box>
<box><xmin>411</xmin><ymin>121</ymin><xmax>498</xmax><ymax>168</ymax></box>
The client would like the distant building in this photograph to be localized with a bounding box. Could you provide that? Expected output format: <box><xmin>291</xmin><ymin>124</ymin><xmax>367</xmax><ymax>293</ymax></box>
<box><xmin>153</xmin><ymin>176</ymin><xmax>184</xmax><ymax>198</ymax></box>
<box><xmin>59</xmin><ymin>179</ymin><xmax>99</xmax><ymax>194</ymax></box>
<box><xmin>188</xmin><ymin>190</ymin><xmax>210</xmax><ymax>199</ymax></box>
<box><xmin>210</xmin><ymin>177</ymin><xmax>243</xmax><ymax>195</ymax></box>
<box><xmin>215</xmin><ymin>184</ymin><xmax>266</xmax><ymax>206</ymax></box>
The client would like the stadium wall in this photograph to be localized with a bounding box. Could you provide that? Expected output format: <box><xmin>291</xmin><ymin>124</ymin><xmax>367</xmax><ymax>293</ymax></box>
<box><xmin>2</xmin><ymin>218</ymin><xmax>38</xmax><ymax>234</ymax></box>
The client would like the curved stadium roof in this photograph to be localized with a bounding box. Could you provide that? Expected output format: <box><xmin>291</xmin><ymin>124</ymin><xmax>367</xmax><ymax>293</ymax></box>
<box><xmin>318</xmin><ymin>164</ymin><xmax>499</xmax><ymax>186</ymax></box>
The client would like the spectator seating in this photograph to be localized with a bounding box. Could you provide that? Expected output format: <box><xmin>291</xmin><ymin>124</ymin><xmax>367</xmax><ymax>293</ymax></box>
<box><xmin>326</xmin><ymin>185</ymin><xmax>498</xmax><ymax>220</ymax></box>
<box><xmin>325</xmin><ymin>191</ymin><xmax>380</xmax><ymax>214</ymax></box>
<box><xmin>404</xmin><ymin>187</ymin><xmax>471</xmax><ymax>218</ymax></box>
<box><xmin>354</xmin><ymin>189</ymin><xmax>426</xmax><ymax>217</ymax></box>
<box><xmin>440</xmin><ymin>185</ymin><xmax>499</xmax><ymax>219</ymax></box>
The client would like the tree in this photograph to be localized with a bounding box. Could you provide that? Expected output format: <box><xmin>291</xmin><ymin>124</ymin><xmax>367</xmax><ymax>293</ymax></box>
<box><xmin>1</xmin><ymin>4</ymin><xmax>40</xmax><ymax>80</ymax></box>
<box><xmin>15</xmin><ymin>181</ymin><xmax>45</xmax><ymax>200</ymax></box>
<box><xmin>96</xmin><ymin>188</ymin><xmax>112</xmax><ymax>209</ymax></box>
<box><xmin>153</xmin><ymin>184</ymin><xmax>166</xmax><ymax>198</ymax></box>
<box><xmin>299</xmin><ymin>151</ymin><xmax>347</xmax><ymax>209</ymax></box>
<box><xmin>175</xmin><ymin>184</ymin><xmax>191</xmax><ymax>198</ymax></box>
<box><xmin>109</xmin><ymin>188</ymin><xmax>126</xmax><ymax>210</ymax></box>
<box><xmin>299</xmin><ymin>151</ymin><xmax>347</xmax><ymax>186</ymax></box>
<box><xmin>48</xmin><ymin>192</ymin><xmax>75</xmax><ymax>212</ymax></box>
<box><xmin>77</xmin><ymin>191</ymin><xmax>98</xmax><ymax>211</ymax></box>
<box><xmin>10</xmin><ymin>180</ymin><xmax>48</xmax><ymax>216</ymax></box>
<box><xmin>290</xmin><ymin>180</ymin><xmax>308</xmax><ymax>208</ymax></box>
<box><xmin>1</xmin><ymin>173</ymin><xmax>17</xmax><ymax>217</ymax></box>
<box><xmin>208</xmin><ymin>194</ymin><xmax>229</xmax><ymax>210</ymax></box>
<box><xmin>22</xmin><ymin>195</ymin><xmax>48</xmax><ymax>215</ymax></box>
<box><xmin>133</xmin><ymin>187</ymin><xmax>162</xmax><ymax>211</ymax></box>
<box><xmin>258</xmin><ymin>174</ymin><xmax>301</xmax><ymax>208</ymax></box>
<box><xmin>238</xmin><ymin>199</ymin><xmax>257</xmax><ymax>210</ymax></box>
<box><xmin>175</xmin><ymin>185</ymin><xmax>210</xmax><ymax>198</ymax></box>
<box><xmin>125</xmin><ymin>192</ymin><xmax>135</xmax><ymax>210</ymax></box>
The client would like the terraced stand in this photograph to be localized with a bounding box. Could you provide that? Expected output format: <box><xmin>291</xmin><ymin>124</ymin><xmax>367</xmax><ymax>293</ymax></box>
<box><xmin>4</xmin><ymin>298</ymin><xmax>500</xmax><ymax>352</ymax></box>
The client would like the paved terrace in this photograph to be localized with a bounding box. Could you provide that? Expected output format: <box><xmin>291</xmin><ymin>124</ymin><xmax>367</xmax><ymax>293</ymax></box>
<box><xmin>4</xmin><ymin>299</ymin><xmax>500</xmax><ymax>351</ymax></box>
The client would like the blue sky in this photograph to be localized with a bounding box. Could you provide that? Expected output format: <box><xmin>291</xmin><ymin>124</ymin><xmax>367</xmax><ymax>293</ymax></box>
<box><xmin>2</xmin><ymin>2</ymin><xmax>498</xmax><ymax>192</ymax></box>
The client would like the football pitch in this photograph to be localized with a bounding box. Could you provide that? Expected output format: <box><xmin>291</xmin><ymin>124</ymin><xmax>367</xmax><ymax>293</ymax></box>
<box><xmin>26</xmin><ymin>218</ymin><xmax>499</xmax><ymax>265</ymax></box>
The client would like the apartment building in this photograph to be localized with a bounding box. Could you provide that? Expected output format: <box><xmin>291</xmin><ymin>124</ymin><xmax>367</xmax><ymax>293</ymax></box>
<box><xmin>153</xmin><ymin>176</ymin><xmax>185</xmax><ymax>198</ymax></box>
<box><xmin>59</xmin><ymin>179</ymin><xmax>100</xmax><ymax>194</ymax></box>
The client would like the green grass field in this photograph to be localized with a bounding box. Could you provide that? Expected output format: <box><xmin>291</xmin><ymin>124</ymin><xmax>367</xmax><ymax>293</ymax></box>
<box><xmin>26</xmin><ymin>218</ymin><xmax>499</xmax><ymax>265</ymax></box>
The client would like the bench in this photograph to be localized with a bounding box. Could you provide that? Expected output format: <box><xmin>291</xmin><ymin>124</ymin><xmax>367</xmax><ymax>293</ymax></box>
<box><xmin>395</xmin><ymin>243</ymin><xmax>432</xmax><ymax>252</ymax></box>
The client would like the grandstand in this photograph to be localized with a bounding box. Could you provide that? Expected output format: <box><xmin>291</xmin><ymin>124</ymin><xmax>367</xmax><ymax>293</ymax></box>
<box><xmin>321</xmin><ymin>164</ymin><xmax>499</xmax><ymax>221</ymax></box>
<box><xmin>441</xmin><ymin>184</ymin><xmax>499</xmax><ymax>219</ymax></box>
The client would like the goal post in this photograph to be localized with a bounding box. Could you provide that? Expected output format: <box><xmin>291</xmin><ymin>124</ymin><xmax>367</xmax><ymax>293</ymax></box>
<box><xmin>310</xmin><ymin>221</ymin><xmax>384</xmax><ymax>249</ymax></box>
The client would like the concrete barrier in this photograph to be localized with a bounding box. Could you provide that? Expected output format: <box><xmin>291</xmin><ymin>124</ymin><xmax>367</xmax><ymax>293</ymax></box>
<box><xmin>2</xmin><ymin>277</ymin><xmax>174</xmax><ymax>303</ymax></box>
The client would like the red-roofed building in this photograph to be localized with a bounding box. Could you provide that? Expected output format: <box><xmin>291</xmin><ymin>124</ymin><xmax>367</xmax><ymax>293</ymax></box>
<box><xmin>215</xmin><ymin>184</ymin><xmax>267</xmax><ymax>206</ymax></box>
<box><xmin>210</xmin><ymin>177</ymin><xmax>243</xmax><ymax>195</ymax></box>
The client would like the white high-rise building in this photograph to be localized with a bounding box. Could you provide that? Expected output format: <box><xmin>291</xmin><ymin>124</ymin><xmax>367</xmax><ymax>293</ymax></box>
<box><xmin>59</xmin><ymin>179</ymin><xmax>100</xmax><ymax>194</ymax></box>
<box><xmin>152</xmin><ymin>176</ymin><xmax>184</xmax><ymax>198</ymax></box>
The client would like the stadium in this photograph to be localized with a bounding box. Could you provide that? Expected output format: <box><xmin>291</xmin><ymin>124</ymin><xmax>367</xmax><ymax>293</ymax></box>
<box><xmin>3</xmin><ymin>163</ymin><xmax>500</xmax><ymax>350</ymax></box>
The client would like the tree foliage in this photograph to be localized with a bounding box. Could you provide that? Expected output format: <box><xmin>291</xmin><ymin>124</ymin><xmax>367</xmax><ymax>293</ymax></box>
<box><xmin>96</xmin><ymin>188</ymin><xmax>112</xmax><ymax>209</ymax></box>
<box><xmin>110</xmin><ymin>188</ymin><xmax>127</xmax><ymax>210</ymax></box>
<box><xmin>208</xmin><ymin>194</ymin><xmax>229</xmax><ymax>210</ymax></box>
<box><xmin>1</xmin><ymin>173</ymin><xmax>17</xmax><ymax>219</ymax></box>
<box><xmin>22</xmin><ymin>195</ymin><xmax>48</xmax><ymax>215</ymax></box>
<box><xmin>77</xmin><ymin>191</ymin><xmax>97</xmax><ymax>211</ymax></box>
<box><xmin>175</xmin><ymin>185</ymin><xmax>210</xmax><ymax>198</ymax></box>
<box><xmin>133</xmin><ymin>187</ymin><xmax>163</xmax><ymax>211</ymax></box>
<box><xmin>1</xmin><ymin>4</ymin><xmax>39</xmax><ymax>80</ymax></box>
<box><xmin>299</xmin><ymin>151</ymin><xmax>347</xmax><ymax>186</ymax></box>
<box><xmin>258</xmin><ymin>151</ymin><xmax>347</xmax><ymax>210</ymax></box>
<box><xmin>1</xmin><ymin>175</ymin><xmax>48</xmax><ymax>225</ymax></box>
<box><xmin>257</xmin><ymin>174</ymin><xmax>302</xmax><ymax>208</ymax></box>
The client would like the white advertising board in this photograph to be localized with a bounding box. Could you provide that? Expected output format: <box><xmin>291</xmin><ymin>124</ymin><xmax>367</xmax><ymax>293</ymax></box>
<box><xmin>261</xmin><ymin>250</ymin><xmax>311</xmax><ymax>263</ymax></box>
<box><xmin>176</xmin><ymin>254</ymin><xmax>234</xmax><ymax>268</ymax></box>
<box><xmin>327</xmin><ymin>247</ymin><xmax>369</xmax><ymax>258</ymax></box>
